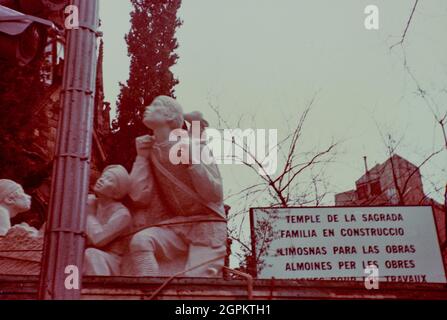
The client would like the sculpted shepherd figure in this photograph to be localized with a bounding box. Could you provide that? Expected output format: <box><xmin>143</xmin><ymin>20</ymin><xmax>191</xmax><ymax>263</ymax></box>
<box><xmin>122</xmin><ymin>96</ymin><xmax>227</xmax><ymax>277</ymax></box>
<box><xmin>83</xmin><ymin>165</ymin><xmax>132</xmax><ymax>276</ymax></box>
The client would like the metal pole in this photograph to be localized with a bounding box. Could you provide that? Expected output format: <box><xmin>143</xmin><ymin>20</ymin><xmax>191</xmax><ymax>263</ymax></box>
<box><xmin>39</xmin><ymin>0</ymin><xmax>99</xmax><ymax>300</ymax></box>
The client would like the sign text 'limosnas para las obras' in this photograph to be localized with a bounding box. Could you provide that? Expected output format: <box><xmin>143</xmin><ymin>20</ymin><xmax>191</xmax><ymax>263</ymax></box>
<box><xmin>250</xmin><ymin>206</ymin><xmax>446</xmax><ymax>283</ymax></box>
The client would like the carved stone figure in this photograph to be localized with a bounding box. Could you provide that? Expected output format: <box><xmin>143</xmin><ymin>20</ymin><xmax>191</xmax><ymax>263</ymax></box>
<box><xmin>122</xmin><ymin>96</ymin><xmax>227</xmax><ymax>277</ymax></box>
<box><xmin>83</xmin><ymin>165</ymin><xmax>132</xmax><ymax>276</ymax></box>
<box><xmin>0</xmin><ymin>180</ymin><xmax>32</xmax><ymax>236</ymax></box>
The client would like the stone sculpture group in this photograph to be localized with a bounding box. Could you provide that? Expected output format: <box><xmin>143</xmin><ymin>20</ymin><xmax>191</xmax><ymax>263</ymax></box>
<box><xmin>0</xmin><ymin>96</ymin><xmax>227</xmax><ymax>278</ymax></box>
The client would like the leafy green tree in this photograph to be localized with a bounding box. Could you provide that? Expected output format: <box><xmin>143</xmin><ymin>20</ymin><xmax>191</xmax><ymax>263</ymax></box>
<box><xmin>110</xmin><ymin>0</ymin><xmax>182</xmax><ymax>168</ymax></box>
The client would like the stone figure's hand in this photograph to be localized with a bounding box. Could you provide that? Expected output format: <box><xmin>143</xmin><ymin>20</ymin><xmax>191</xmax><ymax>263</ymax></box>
<box><xmin>86</xmin><ymin>194</ymin><xmax>97</xmax><ymax>216</ymax></box>
<box><xmin>136</xmin><ymin>135</ymin><xmax>155</xmax><ymax>158</ymax></box>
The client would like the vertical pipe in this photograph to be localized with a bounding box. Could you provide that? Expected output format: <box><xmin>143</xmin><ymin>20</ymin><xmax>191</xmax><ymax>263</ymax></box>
<box><xmin>363</xmin><ymin>156</ymin><xmax>368</xmax><ymax>175</ymax></box>
<box><xmin>38</xmin><ymin>0</ymin><xmax>99</xmax><ymax>300</ymax></box>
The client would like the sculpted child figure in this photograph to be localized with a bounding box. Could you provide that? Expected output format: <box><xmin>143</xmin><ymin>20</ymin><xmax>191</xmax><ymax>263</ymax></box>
<box><xmin>124</xmin><ymin>96</ymin><xmax>227</xmax><ymax>277</ymax></box>
<box><xmin>83</xmin><ymin>165</ymin><xmax>132</xmax><ymax>276</ymax></box>
<box><xmin>0</xmin><ymin>179</ymin><xmax>32</xmax><ymax>236</ymax></box>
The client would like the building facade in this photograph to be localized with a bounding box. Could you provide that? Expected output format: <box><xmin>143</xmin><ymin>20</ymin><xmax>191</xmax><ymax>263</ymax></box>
<box><xmin>335</xmin><ymin>154</ymin><xmax>446</xmax><ymax>262</ymax></box>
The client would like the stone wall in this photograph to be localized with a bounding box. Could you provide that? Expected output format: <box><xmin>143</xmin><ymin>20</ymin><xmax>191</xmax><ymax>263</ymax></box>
<box><xmin>1</xmin><ymin>276</ymin><xmax>447</xmax><ymax>300</ymax></box>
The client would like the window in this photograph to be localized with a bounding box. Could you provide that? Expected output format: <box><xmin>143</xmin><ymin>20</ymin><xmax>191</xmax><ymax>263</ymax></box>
<box><xmin>370</xmin><ymin>181</ymin><xmax>382</xmax><ymax>196</ymax></box>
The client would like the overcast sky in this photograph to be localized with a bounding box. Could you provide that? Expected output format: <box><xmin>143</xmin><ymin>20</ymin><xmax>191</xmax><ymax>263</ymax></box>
<box><xmin>99</xmin><ymin>0</ymin><xmax>447</xmax><ymax>212</ymax></box>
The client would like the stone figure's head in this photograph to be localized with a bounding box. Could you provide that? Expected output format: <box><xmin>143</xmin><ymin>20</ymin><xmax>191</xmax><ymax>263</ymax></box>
<box><xmin>0</xmin><ymin>180</ymin><xmax>32</xmax><ymax>217</ymax></box>
<box><xmin>143</xmin><ymin>96</ymin><xmax>184</xmax><ymax>138</ymax></box>
<box><xmin>94</xmin><ymin>165</ymin><xmax>131</xmax><ymax>200</ymax></box>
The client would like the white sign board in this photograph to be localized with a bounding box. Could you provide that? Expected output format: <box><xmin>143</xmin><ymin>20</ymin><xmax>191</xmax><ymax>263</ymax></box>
<box><xmin>250</xmin><ymin>206</ymin><xmax>446</xmax><ymax>283</ymax></box>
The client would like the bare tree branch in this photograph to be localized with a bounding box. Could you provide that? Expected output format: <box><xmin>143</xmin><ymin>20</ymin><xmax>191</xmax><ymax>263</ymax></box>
<box><xmin>209</xmin><ymin>97</ymin><xmax>339</xmax><ymax>268</ymax></box>
<box><xmin>390</xmin><ymin>0</ymin><xmax>420</xmax><ymax>50</ymax></box>
<box><xmin>279</xmin><ymin>143</ymin><xmax>337</xmax><ymax>195</ymax></box>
